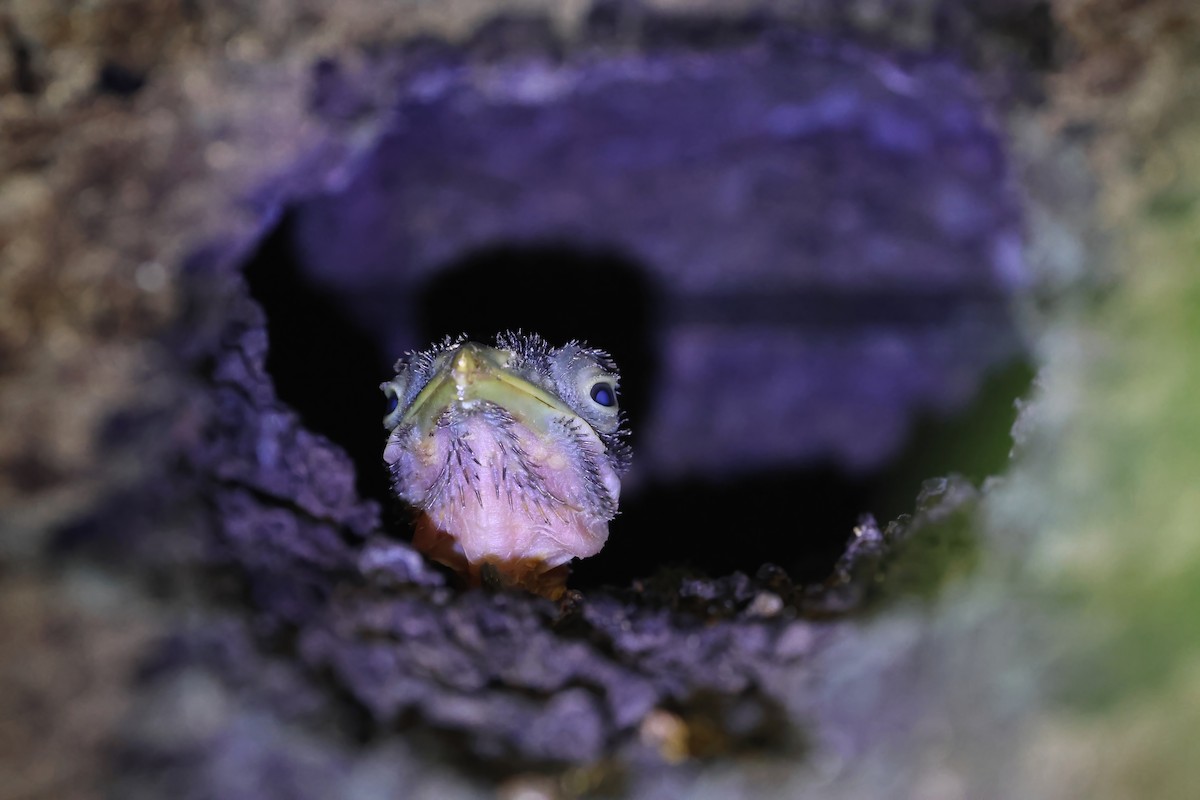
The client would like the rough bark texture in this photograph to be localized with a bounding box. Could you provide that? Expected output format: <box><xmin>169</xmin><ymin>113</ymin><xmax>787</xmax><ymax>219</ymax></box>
<box><xmin>3</xmin><ymin>1</ymin><xmax>1195</xmax><ymax>799</ymax></box>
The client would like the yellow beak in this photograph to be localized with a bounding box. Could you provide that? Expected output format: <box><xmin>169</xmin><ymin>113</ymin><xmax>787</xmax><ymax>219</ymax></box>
<box><xmin>402</xmin><ymin>342</ymin><xmax>576</xmax><ymax>434</ymax></box>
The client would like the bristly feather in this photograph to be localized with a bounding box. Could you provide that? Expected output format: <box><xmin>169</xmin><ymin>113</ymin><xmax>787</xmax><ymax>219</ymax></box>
<box><xmin>600</xmin><ymin>420</ymin><xmax>633</xmax><ymax>473</ymax></box>
<box><xmin>392</xmin><ymin>333</ymin><xmax>468</xmax><ymax>373</ymax></box>
<box><xmin>495</xmin><ymin>330</ymin><xmax>552</xmax><ymax>374</ymax></box>
<box><xmin>563</xmin><ymin>338</ymin><xmax>620</xmax><ymax>374</ymax></box>
<box><xmin>561</xmin><ymin>416</ymin><xmax>619</xmax><ymax>517</ymax></box>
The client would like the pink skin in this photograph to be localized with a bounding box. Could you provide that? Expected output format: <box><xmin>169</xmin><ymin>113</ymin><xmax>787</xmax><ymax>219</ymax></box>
<box><xmin>386</xmin><ymin>408</ymin><xmax>621</xmax><ymax>597</ymax></box>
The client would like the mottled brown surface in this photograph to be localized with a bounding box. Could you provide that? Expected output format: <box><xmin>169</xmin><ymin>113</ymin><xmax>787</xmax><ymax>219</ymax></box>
<box><xmin>0</xmin><ymin>574</ymin><xmax>154</xmax><ymax>800</ymax></box>
<box><xmin>1009</xmin><ymin>2</ymin><xmax>1200</xmax><ymax>798</ymax></box>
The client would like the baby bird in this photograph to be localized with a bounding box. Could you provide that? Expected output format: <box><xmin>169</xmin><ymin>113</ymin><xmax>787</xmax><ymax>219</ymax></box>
<box><xmin>381</xmin><ymin>332</ymin><xmax>631</xmax><ymax>598</ymax></box>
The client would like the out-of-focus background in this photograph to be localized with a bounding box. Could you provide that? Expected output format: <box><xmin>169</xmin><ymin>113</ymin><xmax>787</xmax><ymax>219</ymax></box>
<box><xmin>2</xmin><ymin>1</ymin><xmax>1198</xmax><ymax>798</ymax></box>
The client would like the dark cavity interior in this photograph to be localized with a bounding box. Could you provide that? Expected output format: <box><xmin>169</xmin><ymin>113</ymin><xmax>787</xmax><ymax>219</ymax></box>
<box><xmin>243</xmin><ymin>35</ymin><xmax>1032</xmax><ymax>586</ymax></box>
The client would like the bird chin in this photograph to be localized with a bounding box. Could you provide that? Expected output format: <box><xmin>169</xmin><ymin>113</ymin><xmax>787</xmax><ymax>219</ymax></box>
<box><xmin>412</xmin><ymin>504</ymin><xmax>610</xmax><ymax>599</ymax></box>
<box><xmin>391</xmin><ymin>412</ymin><xmax>614</xmax><ymax>597</ymax></box>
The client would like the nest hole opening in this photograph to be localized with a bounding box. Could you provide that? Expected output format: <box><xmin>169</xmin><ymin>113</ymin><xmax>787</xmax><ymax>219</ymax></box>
<box><xmin>243</xmin><ymin>211</ymin><xmax>1032</xmax><ymax>589</ymax></box>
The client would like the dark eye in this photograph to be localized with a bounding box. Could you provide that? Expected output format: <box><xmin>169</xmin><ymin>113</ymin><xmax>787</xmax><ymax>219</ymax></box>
<box><xmin>589</xmin><ymin>382</ymin><xmax>616</xmax><ymax>408</ymax></box>
<box><xmin>381</xmin><ymin>382</ymin><xmax>402</xmax><ymax>418</ymax></box>
<box><xmin>380</xmin><ymin>380</ymin><xmax>408</xmax><ymax>430</ymax></box>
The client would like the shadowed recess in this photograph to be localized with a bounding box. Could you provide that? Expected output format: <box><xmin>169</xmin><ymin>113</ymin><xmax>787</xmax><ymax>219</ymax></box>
<box><xmin>575</xmin><ymin>357</ymin><xmax>1032</xmax><ymax>587</ymax></box>
<box><xmin>243</xmin><ymin>211</ymin><xmax>393</xmax><ymax>503</ymax></box>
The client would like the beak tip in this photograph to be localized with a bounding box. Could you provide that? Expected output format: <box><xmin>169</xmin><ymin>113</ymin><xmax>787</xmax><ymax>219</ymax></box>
<box><xmin>452</xmin><ymin>343</ymin><xmax>486</xmax><ymax>379</ymax></box>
